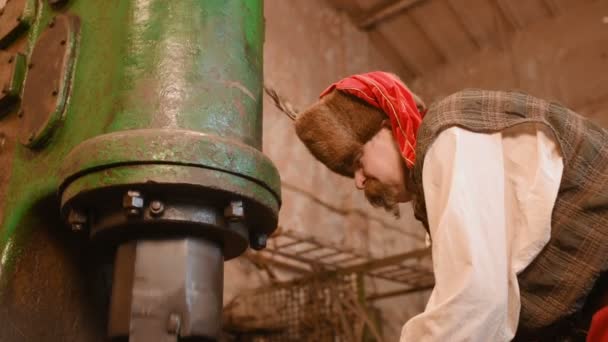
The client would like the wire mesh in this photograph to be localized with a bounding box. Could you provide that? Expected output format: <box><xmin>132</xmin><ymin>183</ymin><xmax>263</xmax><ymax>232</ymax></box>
<box><xmin>223</xmin><ymin>274</ymin><xmax>365</xmax><ymax>342</ymax></box>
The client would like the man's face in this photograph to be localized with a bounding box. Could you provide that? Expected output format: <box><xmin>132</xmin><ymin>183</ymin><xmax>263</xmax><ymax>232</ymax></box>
<box><xmin>353</xmin><ymin>128</ymin><xmax>411</xmax><ymax>216</ymax></box>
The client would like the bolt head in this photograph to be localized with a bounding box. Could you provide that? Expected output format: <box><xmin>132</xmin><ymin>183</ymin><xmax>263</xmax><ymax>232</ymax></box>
<box><xmin>71</xmin><ymin>223</ymin><xmax>83</xmax><ymax>232</ymax></box>
<box><xmin>167</xmin><ymin>313</ymin><xmax>181</xmax><ymax>335</ymax></box>
<box><xmin>149</xmin><ymin>200</ymin><xmax>164</xmax><ymax>216</ymax></box>
<box><xmin>224</xmin><ymin>200</ymin><xmax>244</xmax><ymax>221</ymax></box>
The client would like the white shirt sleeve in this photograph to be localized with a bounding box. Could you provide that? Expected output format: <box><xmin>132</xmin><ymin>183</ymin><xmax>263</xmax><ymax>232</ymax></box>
<box><xmin>400</xmin><ymin>124</ymin><xmax>563</xmax><ymax>342</ymax></box>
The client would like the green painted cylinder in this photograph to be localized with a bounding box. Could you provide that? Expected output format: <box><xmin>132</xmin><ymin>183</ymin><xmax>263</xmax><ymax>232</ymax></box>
<box><xmin>0</xmin><ymin>0</ymin><xmax>279</xmax><ymax>340</ymax></box>
<box><xmin>58</xmin><ymin>0</ymin><xmax>281</xmax><ymax>251</ymax></box>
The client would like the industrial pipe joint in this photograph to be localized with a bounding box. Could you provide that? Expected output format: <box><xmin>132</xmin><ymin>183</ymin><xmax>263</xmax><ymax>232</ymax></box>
<box><xmin>53</xmin><ymin>1</ymin><xmax>280</xmax><ymax>341</ymax></box>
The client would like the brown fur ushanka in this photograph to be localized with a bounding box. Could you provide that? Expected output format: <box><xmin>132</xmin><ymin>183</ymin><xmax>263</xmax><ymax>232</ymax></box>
<box><xmin>295</xmin><ymin>88</ymin><xmax>427</xmax><ymax>177</ymax></box>
<box><xmin>294</xmin><ymin>90</ymin><xmax>386</xmax><ymax>177</ymax></box>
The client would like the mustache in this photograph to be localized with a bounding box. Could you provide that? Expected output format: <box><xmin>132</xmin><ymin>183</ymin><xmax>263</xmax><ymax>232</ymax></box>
<box><xmin>363</xmin><ymin>178</ymin><xmax>400</xmax><ymax>218</ymax></box>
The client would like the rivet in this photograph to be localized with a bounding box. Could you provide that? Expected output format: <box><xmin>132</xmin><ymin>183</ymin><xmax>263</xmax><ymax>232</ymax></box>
<box><xmin>52</xmin><ymin>90</ymin><xmax>58</xmax><ymax>96</ymax></box>
<box><xmin>0</xmin><ymin>133</ymin><xmax>6</xmax><ymax>153</ymax></box>
<box><xmin>7</xmin><ymin>56</ymin><xmax>13</xmax><ymax>64</ymax></box>
<box><xmin>167</xmin><ymin>313</ymin><xmax>181</xmax><ymax>335</ymax></box>
<box><xmin>60</xmin><ymin>40</ymin><xmax>66</xmax><ymax>45</ymax></box>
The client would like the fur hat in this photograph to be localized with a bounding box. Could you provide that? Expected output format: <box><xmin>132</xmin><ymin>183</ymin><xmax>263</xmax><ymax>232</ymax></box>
<box><xmin>295</xmin><ymin>90</ymin><xmax>386</xmax><ymax>177</ymax></box>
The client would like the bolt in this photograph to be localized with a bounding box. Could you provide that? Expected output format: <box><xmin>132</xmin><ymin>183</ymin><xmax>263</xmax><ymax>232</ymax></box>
<box><xmin>7</xmin><ymin>56</ymin><xmax>13</xmax><ymax>64</ymax></box>
<box><xmin>123</xmin><ymin>190</ymin><xmax>144</xmax><ymax>217</ymax></box>
<box><xmin>60</xmin><ymin>39</ymin><xmax>66</xmax><ymax>45</ymax></box>
<box><xmin>149</xmin><ymin>200</ymin><xmax>164</xmax><ymax>216</ymax></box>
<box><xmin>18</xmin><ymin>110</ymin><xmax>23</xmax><ymax>118</ymax></box>
<box><xmin>49</xmin><ymin>17</ymin><xmax>56</xmax><ymax>27</ymax></box>
<box><xmin>28</xmin><ymin>132</ymin><xmax>34</xmax><ymax>142</ymax></box>
<box><xmin>167</xmin><ymin>313</ymin><xmax>181</xmax><ymax>335</ymax></box>
<box><xmin>52</xmin><ymin>90</ymin><xmax>58</xmax><ymax>96</ymax></box>
<box><xmin>224</xmin><ymin>200</ymin><xmax>244</xmax><ymax>221</ymax></box>
<box><xmin>251</xmin><ymin>234</ymin><xmax>268</xmax><ymax>250</ymax></box>
<box><xmin>28</xmin><ymin>63</ymin><xmax>33</xmax><ymax>69</ymax></box>
<box><xmin>67</xmin><ymin>209</ymin><xmax>87</xmax><ymax>233</ymax></box>
<box><xmin>0</xmin><ymin>132</ymin><xmax>6</xmax><ymax>153</ymax></box>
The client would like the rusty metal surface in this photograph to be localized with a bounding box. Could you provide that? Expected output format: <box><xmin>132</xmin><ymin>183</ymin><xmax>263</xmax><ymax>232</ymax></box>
<box><xmin>65</xmin><ymin>187</ymin><xmax>250</xmax><ymax>259</ymax></box>
<box><xmin>0</xmin><ymin>51</ymin><xmax>25</xmax><ymax>116</ymax></box>
<box><xmin>110</xmin><ymin>238</ymin><xmax>224</xmax><ymax>341</ymax></box>
<box><xmin>0</xmin><ymin>13</ymin><xmax>29</xmax><ymax>266</ymax></box>
<box><xmin>0</xmin><ymin>196</ymin><xmax>109</xmax><ymax>342</ymax></box>
<box><xmin>19</xmin><ymin>14</ymin><xmax>80</xmax><ymax>148</ymax></box>
<box><xmin>0</xmin><ymin>1</ymin><xmax>276</xmax><ymax>341</ymax></box>
<box><xmin>61</xmin><ymin>164</ymin><xmax>279</xmax><ymax>237</ymax></box>
<box><xmin>0</xmin><ymin>0</ymin><xmax>34</xmax><ymax>48</ymax></box>
<box><xmin>58</xmin><ymin>128</ymin><xmax>281</xmax><ymax>211</ymax></box>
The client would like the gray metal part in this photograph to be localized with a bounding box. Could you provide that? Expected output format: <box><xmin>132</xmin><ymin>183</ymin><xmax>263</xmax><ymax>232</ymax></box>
<box><xmin>109</xmin><ymin>238</ymin><xmax>223</xmax><ymax>341</ymax></box>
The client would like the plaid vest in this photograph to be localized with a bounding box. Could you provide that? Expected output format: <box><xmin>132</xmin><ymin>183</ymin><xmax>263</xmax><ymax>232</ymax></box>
<box><xmin>411</xmin><ymin>89</ymin><xmax>608</xmax><ymax>333</ymax></box>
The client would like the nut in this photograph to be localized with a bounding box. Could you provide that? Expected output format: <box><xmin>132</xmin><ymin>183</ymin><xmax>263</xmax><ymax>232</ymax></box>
<box><xmin>123</xmin><ymin>190</ymin><xmax>144</xmax><ymax>217</ymax></box>
<box><xmin>71</xmin><ymin>223</ymin><xmax>84</xmax><ymax>232</ymax></box>
<box><xmin>67</xmin><ymin>209</ymin><xmax>87</xmax><ymax>232</ymax></box>
<box><xmin>224</xmin><ymin>200</ymin><xmax>244</xmax><ymax>221</ymax></box>
<box><xmin>251</xmin><ymin>234</ymin><xmax>268</xmax><ymax>250</ymax></box>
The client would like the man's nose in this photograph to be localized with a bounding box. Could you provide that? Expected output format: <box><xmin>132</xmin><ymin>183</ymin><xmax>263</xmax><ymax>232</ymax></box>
<box><xmin>354</xmin><ymin>169</ymin><xmax>366</xmax><ymax>190</ymax></box>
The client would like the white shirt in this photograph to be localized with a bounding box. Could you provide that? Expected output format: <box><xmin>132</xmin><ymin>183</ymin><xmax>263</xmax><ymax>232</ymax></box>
<box><xmin>400</xmin><ymin>124</ymin><xmax>564</xmax><ymax>341</ymax></box>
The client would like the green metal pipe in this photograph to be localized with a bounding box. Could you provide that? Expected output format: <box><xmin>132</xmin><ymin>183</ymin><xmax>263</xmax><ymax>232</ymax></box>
<box><xmin>0</xmin><ymin>1</ymin><xmax>279</xmax><ymax>340</ymax></box>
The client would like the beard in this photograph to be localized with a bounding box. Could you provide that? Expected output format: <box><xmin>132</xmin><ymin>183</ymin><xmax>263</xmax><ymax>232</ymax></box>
<box><xmin>363</xmin><ymin>178</ymin><xmax>401</xmax><ymax>218</ymax></box>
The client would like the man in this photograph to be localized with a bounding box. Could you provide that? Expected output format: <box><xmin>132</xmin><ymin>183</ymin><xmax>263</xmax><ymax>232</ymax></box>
<box><xmin>294</xmin><ymin>71</ymin><xmax>608</xmax><ymax>341</ymax></box>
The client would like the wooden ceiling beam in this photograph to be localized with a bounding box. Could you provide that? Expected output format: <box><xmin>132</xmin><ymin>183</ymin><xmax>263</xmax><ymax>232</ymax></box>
<box><xmin>358</xmin><ymin>0</ymin><xmax>427</xmax><ymax>30</ymax></box>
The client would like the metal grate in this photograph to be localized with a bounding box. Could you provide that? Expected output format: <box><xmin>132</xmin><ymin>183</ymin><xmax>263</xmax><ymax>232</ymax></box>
<box><xmin>223</xmin><ymin>273</ymin><xmax>368</xmax><ymax>341</ymax></box>
<box><xmin>248</xmin><ymin>230</ymin><xmax>434</xmax><ymax>300</ymax></box>
<box><xmin>224</xmin><ymin>230</ymin><xmax>433</xmax><ymax>341</ymax></box>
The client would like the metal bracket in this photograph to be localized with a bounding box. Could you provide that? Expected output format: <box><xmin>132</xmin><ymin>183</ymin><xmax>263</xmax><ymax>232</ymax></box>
<box><xmin>18</xmin><ymin>14</ymin><xmax>80</xmax><ymax>148</ymax></box>
<box><xmin>0</xmin><ymin>0</ymin><xmax>35</xmax><ymax>48</ymax></box>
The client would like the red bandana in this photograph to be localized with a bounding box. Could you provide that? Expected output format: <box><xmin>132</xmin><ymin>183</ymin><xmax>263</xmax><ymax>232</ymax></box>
<box><xmin>320</xmin><ymin>71</ymin><xmax>425</xmax><ymax>168</ymax></box>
